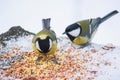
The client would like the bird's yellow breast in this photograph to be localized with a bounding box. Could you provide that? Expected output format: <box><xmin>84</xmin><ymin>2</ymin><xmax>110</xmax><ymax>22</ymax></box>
<box><xmin>73</xmin><ymin>36</ymin><xmax>89</xmax><ymax>45</ymax></box>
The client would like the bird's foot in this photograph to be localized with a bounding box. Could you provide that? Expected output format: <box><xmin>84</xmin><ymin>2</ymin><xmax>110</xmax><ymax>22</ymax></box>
<box><xmin>51</xmin><ymin>59</ymin><xmax>59</xmax><ymax>64</ymax></box>
<box><xmin>35</xmin><ymin>56</ymin><xmax>42</xmax><ymax>61</ymax></box>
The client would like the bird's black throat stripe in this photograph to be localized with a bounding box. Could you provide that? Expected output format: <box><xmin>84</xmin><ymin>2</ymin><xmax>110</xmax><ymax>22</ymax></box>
<box><xmin>36</xmin><ymin>36</ymin><xmax>51</xmax><ymax>55</ymax></box>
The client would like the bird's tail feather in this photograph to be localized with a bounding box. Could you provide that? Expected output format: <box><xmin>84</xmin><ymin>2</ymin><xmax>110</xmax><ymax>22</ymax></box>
<box><xmin>100</xmin><ymin>10</ymin><xmax>119</xmax><ymax>24</ymax></box>
<box><xmin>42</xmin><ymin>18</ymin><xmax>51</xmax><ymax>30</ymax></box>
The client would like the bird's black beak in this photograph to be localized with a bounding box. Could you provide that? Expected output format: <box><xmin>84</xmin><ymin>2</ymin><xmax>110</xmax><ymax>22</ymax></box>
<box><xmin>62</xmin><ymin>32</ymin><xmax>66</xmax><ymax>34</ymax></box>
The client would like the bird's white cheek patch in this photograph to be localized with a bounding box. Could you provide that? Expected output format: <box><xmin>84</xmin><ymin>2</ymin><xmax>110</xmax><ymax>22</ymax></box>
<box><xmin>49</xmin><ymin>39</ymin><xmax>52</xmax><ymax>50</ymax></box>
<box><xmin>35</xmin><ymin>40</ymin><xmax>42</xmax><ymax>52</ymax></box>
<box><xmin>68</xmin><ymin>28</ymin><xmax>81</xmax><ymax>37</ymax></box>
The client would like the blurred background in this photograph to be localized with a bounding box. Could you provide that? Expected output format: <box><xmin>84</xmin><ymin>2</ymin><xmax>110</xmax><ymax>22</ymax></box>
<box><xmin>0</xmin><ymin>0</ymin><xmax>120</xmax><ymax>45</ymax></box>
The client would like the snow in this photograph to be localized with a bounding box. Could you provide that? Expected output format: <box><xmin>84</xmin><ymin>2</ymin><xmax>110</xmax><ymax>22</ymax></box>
<box><xmin>89</xmin><ymin>45</ymin><xmax>120</xmax><ymax>80</ymax></box>
<box><xmin>58</xmin><ymin>37</ymin><xmax>120</xmax><ymax>80</ymax></box>
<box><xmin>0</xmin><ymin>35</ymin><xmax>33</xmax><ymax>54</ymax></box>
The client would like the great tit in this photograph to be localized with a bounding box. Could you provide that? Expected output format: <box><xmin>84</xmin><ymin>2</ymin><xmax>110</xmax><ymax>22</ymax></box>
<box><xmin>32</xmin><ymin>18</ymin><xmax>57</xmax><ymax>62</ymax></box>
<box><xmin>63</xmin><ymin>10</ymin><xmax>119</xmax><ymax>47</ymax></box>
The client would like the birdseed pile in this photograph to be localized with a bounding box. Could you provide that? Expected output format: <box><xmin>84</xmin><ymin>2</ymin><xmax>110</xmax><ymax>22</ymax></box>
<box><xmin>0</xmin><ymin>36</ymin><xmax>120</xmax><ymax>80</ymax></box>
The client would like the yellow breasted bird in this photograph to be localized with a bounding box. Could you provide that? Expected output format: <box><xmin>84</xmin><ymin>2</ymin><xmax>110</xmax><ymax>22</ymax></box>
<box><xmin>32</xmin><ymin>18</ymin><xmax>57</xmax><ymax>63</ymax></box>
<box><xmin>63</xmin><ymin>10</ymin><xmax>119</xmax><ymax>47</ymax></box>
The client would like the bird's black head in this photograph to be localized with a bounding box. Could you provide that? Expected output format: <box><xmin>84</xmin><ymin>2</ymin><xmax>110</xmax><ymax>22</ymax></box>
<box><xmin>63</xmin><ymin>23</ymin><xmax>82</xmax><ymax>41</ymax></box>
<box><xmin>35</xmin><ymin>36</ymin><xmax>52</xmax><ymax>55</ymax></box>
